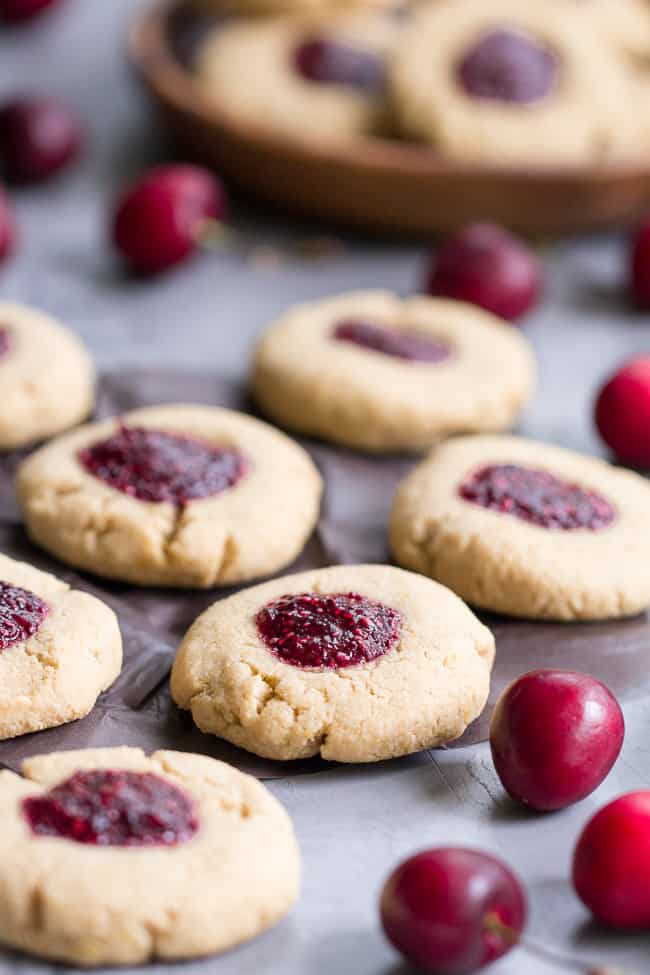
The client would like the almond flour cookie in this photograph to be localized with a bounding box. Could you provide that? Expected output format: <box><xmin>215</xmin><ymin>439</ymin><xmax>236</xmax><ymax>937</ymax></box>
<box><xmin>389</xmin><ymin>0</ymin><xmax>642</xmax><ymax>164</ymax></box>
<box><xmin>195</xmin><ymin>12</ymin><xmax>396</xmax><ymax>143</ymax></box>
<box><xmin>0</xmin><ymin>553</ymin><xmax>121</xmax><ymax>739</ymax></box>
<box><xmin>565</xmin><ymin>0</ymin><xmax>650</xmax><ymax>59</ymax></box>
<box><xmin>17</xmin><ymin>404</ymin><xmax>322</xmax><ymax>588</ymax></box>
<box><xmin>171</xmin><ymin>564</ymin><xmax>494</xmax><ymax>762</ymax></box>
<box><xmin>253</xmin><ymin>290</ymin><xmax>535</xmax><ymax>452</ymax></box>
<box><xmin>390</xmin><ymin>435</ymin><xmax>650</xmax><ymax>621</ymax></box>
<box><xmin>0</xmin><ymin>302</ymin><xmax>95</xmax><ymax>450</ymax></box>
<box><xmin>0</xmin><ymin>747</ymin><xmax>300</xmax><ymax>965</ymax></box>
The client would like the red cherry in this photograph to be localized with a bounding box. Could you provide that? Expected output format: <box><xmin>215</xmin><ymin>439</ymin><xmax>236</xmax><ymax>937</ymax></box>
<box><xmin>630</xmin><ymin>216</ymin><xmax>650</xmax><ymax>307</ymax></box>
<box><xmin>425</xmin><ymin>223</ymin><xmax>542</xmax><ymax>320</ymax></box>
<box><xmin>595</xmin><ymin>357</ymin><xmax>650</xmax><ymax>468</ymax></box>
<box><xmin>380</xmin><ymin>847</ymin><xmax>526</xmax><ymax>974</ymax></box>
<box><xmin>490</xmin><ymin>670</ymin><xmax>624</xmax><ymax>813</ymax></box>
<box><xmin>0</xmin><ymin>186</ymin><xmax>16</xmax><ymax>262</ymax></box>
<box><xmin>0</xmin><ymin>96</ymin><xmax>81</xmax><ymax>183</ymax></box>
<box><xmin>573</xmin><ymin>791</ymin><xmax>650</xmax><ymax>929</ymax></box>
<box><xmin>112</xmin><ymin>164</ymin><xmax>227</xmax><ymax>275</ymax></box>
<box><xmin>0</xmin><ymin>0</ymin><xmax>61</xmax><ymax>21</ymax></box>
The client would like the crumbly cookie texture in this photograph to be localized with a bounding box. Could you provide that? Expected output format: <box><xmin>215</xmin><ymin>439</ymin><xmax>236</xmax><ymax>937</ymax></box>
<box><xmin>17</xmin><ymin>404</ymin><xmax>322</xmax><ymax>588</ymax></box>
<box><xmin>0</xmin><ymin>747</ymin><xmax>300</xmax><ymax>966</ymax></box>
<box><xmin>565</xmin><ymin>0</ymin><xmax>650</xmax><ymax>58</ymax></box>
<box><xmin>195</xmin><ymin>12</ymin><xmax>396</xmax><ymax>142</ymax></box>
<box><xmin>390</xmin><ymin>434</ymin><xmax>650</xmax><ymax>621</ymax></box>
<box><xmin>0</xmin><ymin>302</ymin><xmax>95</xmax><ymax>450</ymax></box>
<box><xmin>0</xmin><ymin>554</ymin><xmax>121</xmax><ymax>739</ymax></box>
<box><xmin>253</xmin><ymin>290</ymin><xmax>535</xmax><ymax>452</ymax></box>
<box><xmin>171</xmin><ymin>564</ymin><xmax>494</xmax><ymax>763</ymax></box>
<box><xmin>389</xmin><ymin>0</ymin><xmax>645</xmax><ymax>164</ymax></box>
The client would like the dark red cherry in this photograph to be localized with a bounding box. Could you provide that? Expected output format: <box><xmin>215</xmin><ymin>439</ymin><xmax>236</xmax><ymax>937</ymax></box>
<box><xmin>0</xmin><ymin>186</ymin><xmax>16</xmax><ymax>262</ymax></box>
<box><xmin>0</xmin><ymin>0</ymin><xmax>62</xmax><ymax>22</ymax></box>
<box><xmin>0</xmin><ymin>96</ymin><xmax>81</xmax><ymax>183</ymax></box>
<box><xmin>112</xmin><ymin>164</ymin><xmax>227</xmax><ymax>275</ymax></box>
<box><xmin>380</xmin><ymin>847</ymin><xmax>526</xmax><ymax>974</ymax></box>
<box><xmin>595</xmin><ymin>357</ymin><xmax>650</xmax><ymax>468</ymax></box>
<box><xmin>490</xmin><ymin>670</ymin><xmax>624</xmax><ymax>812</ymax></box>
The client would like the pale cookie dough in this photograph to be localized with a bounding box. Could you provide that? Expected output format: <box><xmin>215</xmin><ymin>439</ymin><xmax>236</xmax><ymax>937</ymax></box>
<box><xmin>171</xmin><ymin>563</ymin><xmax>495</xmax><ymax>762</ymax></box>
<box><xmin>252</xmin><ymin>290</ymin><xmax>535</xmax><ymax>452</ymax></box>
<box><xmin>0</xmin><ymin>302</ymin><xmax>95</xmax><ymax>450</ymax></box>
<box><xmin>194</xmin><ymin>0</ymin><xmax>400</xmax><ymax>14</ymax></box>
<box><xmin>389</xmin><ymin>0</ymin><xmax>644</xmax><ymax>164</ymax></box>
<box><xmin>195</xmin><ymin>12</ymin><xmax>396</xmax><ymax>143</ymax></box>
<box><xmin>565</xmin><ymin>0</ymin><xmax>650</xmax><ymax>59</ymax></box>
<box><xmin>0</xmin><ymin>747</ymin><xmax>300</xmax><ymax>965</ymax></box>
<box><xmin>390</xmin><ymin>434</ymin><xmax>650</xmax><ymax>621</ymax></box>
<box><xmin>17</xmin><ymin>404</ymin><xmax>322</xmax><ymax>588</ymax></box>
<box><xmin>0</xmin><ymin>553</ymin><xmax>121</xmax><ymax>739</ymax></box>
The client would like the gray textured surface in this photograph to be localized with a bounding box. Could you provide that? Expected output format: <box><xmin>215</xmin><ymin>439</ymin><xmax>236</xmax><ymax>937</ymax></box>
<box><xmin>0</xmin><ymin>2</ymin><xmax>649</xmax><ymax>973</ymax></box>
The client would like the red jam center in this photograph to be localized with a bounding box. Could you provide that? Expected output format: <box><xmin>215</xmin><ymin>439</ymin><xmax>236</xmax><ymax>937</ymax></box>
<box><xmin>0</xmin><ymin>328</ymin><xmax>10</xmax><ymax>360</ymax></box>
<box><xmin>78</xmin><ymin>426</ymin><xmax>248</xmax><ymax>505</ymax></box>
<box><xmin>333</xmin><ymin>320</ymin><xmax>451</xmax><ymax>363</ymax></box>
<box><xmin>457</xmin><ymin>28</ymin><xmax>558</xmax><ymax>104</ymax></box>
<box><xmin>0</xmin><ymin>581</ymin><xmax>49</xmax><ymax>651</ymax></box>
<box><xmin>459</xmin><ymin>464</ymin><xmax>616</xmax><ymax>530</ymax></box>
<box><xmin>293</xmin><ymin>37</ymin><xmax>385</xmax><ymax>92</ymax></box>
<box><xmin>256</xmin><ymin>591</ymin><xmax>401</xmax><ymax>669</ymax></box>
<box><xmin>22</xmin><ymin>769</ymin><xmax>199</xmax><ymax>847</ymax></box>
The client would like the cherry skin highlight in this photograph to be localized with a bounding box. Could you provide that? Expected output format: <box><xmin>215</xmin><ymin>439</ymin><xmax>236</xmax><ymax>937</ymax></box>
<box><xmin>595</xmin><ymin>357</ymin><xmax>650</xmax><ymax>468</ymax></box>
<box><xmin>573</xmin><ymin>791</ymin><xmax>650</xmax><ymax>929</ymax></box>
<box><xmin>112</xmin><ymin>164</ymin><xmax>227</xmax><ymax>275</ymax></box>
<box><xmin>79</xmin><ymin>426</ymin><xmax>248</xmax><ymax>506</ymax></box>
<box><xmin>0</xmin><ymin>96</ymin><xmax>81</xmax><ymax>183</ymax></box>
<box><xmin>490</xmin><ymin>670</ymin><xmax>624</xmax><ymax>812</ymax></box>
<box><xmin>0</xmin><ymin>185</ymin><xmax>16</xmax><ymax>263</ymax></box>
<box><xmin>459</xmin><ymin>464</ymin><xmax>616</xmax><ymax>531</ymax></box>
<box><xmin>23</xmin><ymin>769</ymin><xmax>199</xmax><ymax>847</ymax></box>
<box><xmin>380</xmin><ymin>847</ymin><xmax>527</xmax><ymax>974</ymax></box>
<box><xmin>0</xmin><ymin>580</ymin><xmax>49</xmax><ymax>650</ymax></box>
<box><xmin>333</xmin><ymin>319</ymin><xmax>451</xmax><ymax>363</ymax></box>
<box><xmin>457</xmin><ymin>28</ymin><xmax>558</xmax><ymax>104</ymax></box>
<box><xmin>293</xmin><ymin>37</ymin><xmax>385</xmax><ymax>91</ymax></box>
<box><xmin>0</xmin><ymin>0</ymin><xmax>62</xmax><ymax>21</ymax></box>
<box><xmin>426</xmin><ymin>223</ymin><xmax>542</xmax><ymax>321</ymax></box>
<box><xmin>256</xmin><ymin>591</ymin><xmax>401</xmax><ymax>669</ymax></box>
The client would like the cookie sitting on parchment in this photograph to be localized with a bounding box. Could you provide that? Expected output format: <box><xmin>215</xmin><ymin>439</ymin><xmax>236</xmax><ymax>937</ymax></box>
<box><xmin>171</xmin><ymin>563</ymin><xmax>494</xmax><ymax>763</ymax></box>
<box><xmin>390</xmin><ymin>434</ymin><xmax>650</xmax><ymax>621</ymax></box>
<box><xmin>0</xmin><ymin>747</ymin><xmax>300</xmax><ymax>965</ymax></box>
<box><xmin>17</xmin><ymin>403</ymin><xmax>322</xmax><ymax>588</ymax></box>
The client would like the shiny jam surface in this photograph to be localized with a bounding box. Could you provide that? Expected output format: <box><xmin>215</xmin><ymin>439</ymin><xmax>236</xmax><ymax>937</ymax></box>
<box><xmin>22</xmin><ymin>769</ymin><xmax>199</xmax><ymax>846</ymax></box>
<box><xmin>459</xmin><ymin>464</ymin><xmax>616</xmax><ymax>530</ymax></box>
<box><xmin>457</xmin><ymin>28</ymin><xmax>558</xmax><ymax>104</ymax></box>
<box><xmin>0</xmin><ymin>581</ymin><xmax>49</xmax><ymax>650</ymax></box>
<box><xmin>333</xmin><ymin>319</ymin><xmax>451</xmax><ymax>363</ymax></box>
<box><xmin>78</xmin><ymin>426</ymin><xmax>248</xmax><ymax>505</ymax></box>
<box><xmin>292</xmin><ymin>37</ymin><xmax>385</xmax><ymax>92</ymax></box>
<box><xmin>256</xmin><ymin>591</ymin><xmax>402</xmax><ymax>669</ymax></box>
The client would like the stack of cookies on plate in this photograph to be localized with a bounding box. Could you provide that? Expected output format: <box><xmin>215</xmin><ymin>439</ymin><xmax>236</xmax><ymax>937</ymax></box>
<box><xmin>192</xmin><ymin>0</ymin><xmax>650</xmax><ymax>164</ymax></box>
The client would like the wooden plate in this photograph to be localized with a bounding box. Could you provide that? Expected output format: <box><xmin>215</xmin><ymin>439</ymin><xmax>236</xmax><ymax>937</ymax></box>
<box><xmin>129</xmin><ymin>0</ymin><xmax>650</xmax><ymax>235</ymax></box>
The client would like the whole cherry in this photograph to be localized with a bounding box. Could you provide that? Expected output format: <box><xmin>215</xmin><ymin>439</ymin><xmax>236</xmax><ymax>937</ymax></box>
<box><xmin>0</xmin><ymin>186</ymin><xmax>16</xmax><ymax>262</ymax></box>
<box><xmin>380</xmin><ymin>847</ymin><xmax>526</xmax><ymax>974</ymax></box>
<box><xmin>425</xmin><ymin>223</ymin><xmax>542</xmax><ymax>321</ymax></box>
<box><xmin>0</xmin><ymin>0</ymin><xmax>62</xmax><ymax>21</ymax></box>
<box><xmin>112</xmin><ymin>164</ymin><xmax>227</xmax><ymax>275</ymax></box>
<box><xmin>0</xmin><ymin>96</ymin><xmax>81</xmax><ymax>183</ymax></box>
<box><xmin>595</xmin><ymin>357</ymin><xmax>650</xmax><ymax>469</ymax></box>
<box><xmin>573</xmin><ymin>791</ymin><xmax>650</xmax><ymax>929</ymax></box>
<box><xmin>629</xmin><ymin>215</ymin><xmax>650</xmax><ymax>307</ymax></box>
<box><xmin>490</xmin><ymin>670</ymin><xmax>624</xmax><ymax>813</ymax></box>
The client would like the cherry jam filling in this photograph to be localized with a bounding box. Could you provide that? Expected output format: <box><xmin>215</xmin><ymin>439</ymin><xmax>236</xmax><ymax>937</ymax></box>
<box><xmin>0</xmin><ymin>581</ymin><xmax>49</xmax><ymax>651</ymax></box>
<box><xmin>457</xmin><ymin>28</ymin><xmax>558</xmax><ymax>104</ymax></box>
<box><xmin>292</xmin><ymin>37</ymin><xmax>385</xmax><ymax>92</ymax></box>
<box><xmin>22</xmin><ymin>769</ymin><xmax>199</xmax><ymax>847</ymax></box>
<box><xmin>459</xmin><ymin>464</ymin><xmax>616</xmax><ymax>530</ymax></box>
<box><xmin>256</xmin><ymin>591</ymin><xmax>401</xmax><ymax>670</ymax></box>
<box><xmin>333</xmin><ymin>320</ymin><xmax>451</xmax><ymax>363</ymax></box>
<box><xmin>0</xmin><ymin>328</ymin><xmax>10</xmax><ymax>360</ymax></box>
<box><xmin>78</xmin><ymin>426</ymin><xmax>248</xmax><ymax>505</ymax></box>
